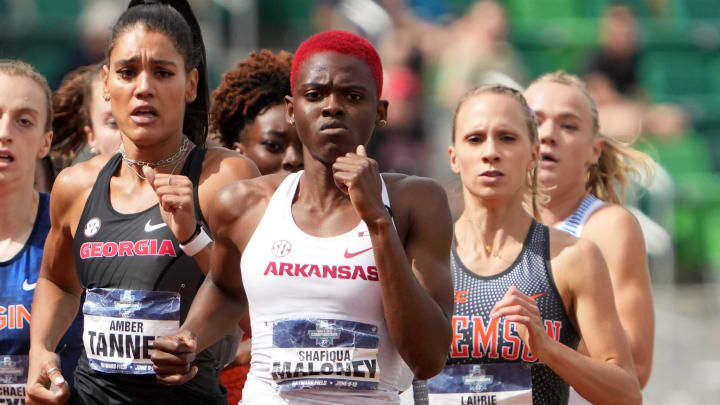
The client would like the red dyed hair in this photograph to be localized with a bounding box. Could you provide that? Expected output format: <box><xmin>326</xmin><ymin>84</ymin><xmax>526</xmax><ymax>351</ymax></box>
<box><xmin>290</xmin><ymin>30</ymin><xmax>383</xmax><ymax>98</ymax></box>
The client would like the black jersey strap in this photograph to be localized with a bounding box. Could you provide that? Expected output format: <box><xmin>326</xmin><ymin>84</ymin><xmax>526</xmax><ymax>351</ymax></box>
<box><xmin>179</xmin><ymin>146</ymin><xmax>209</xmax><ymax>234</ymax></box>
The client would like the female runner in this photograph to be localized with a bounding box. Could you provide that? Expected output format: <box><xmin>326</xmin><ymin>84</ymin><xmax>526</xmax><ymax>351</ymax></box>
<box><xmin>0</xmin><ymin>59</ymin><xmax>83</xmax><ymax>403</ymax></box>
<box><xmin>25</xmin><ymin>1</ymin><xmax>258</xmax><ymax>404</ymax></box>
<box><xmin>210</xmin><ymin>48</ymin><xmax>303</xmax><ymax>404</ymax></box>
<box><xmin>52</xmin><ymin>63</ymin><xmax>121</xmax><ymax>169</ymax></box>
<box><xmin>211</xmin><ymin>49</ymin><xmax>303</xmax><ymax>175</ymax></box>
<box><xmin>524</xmin><ymin>72</ymin><xmax>654</xmax><ymax>403</ymax></box>
<box><xmin>426</xmin><ymin>85</ymin><xmax>641</xmax><ymax>404</ymax></box>
<box><xmin>151</xmin><ymin>30</ymin><xmax>454</xmax><ymax>404</ymax></box>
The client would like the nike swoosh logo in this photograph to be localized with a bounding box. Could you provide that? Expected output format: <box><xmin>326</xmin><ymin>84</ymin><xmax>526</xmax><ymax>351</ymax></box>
<box><xmin>22</xmin><ymin>279</ymin><xmax>37</xmax><ymax>291</ymax></box>
<box><xmin>344</xmin><ymin>247</ymin><xmax>373</xmax><ymax>259</ymax></box>
<box><xmin>530</xmin><ymin>292</ymin><xmax>547</xmax><ymax>300</ymax></box>
<box><xmin>144</xmin><ymin>220</ymin><xmax>167</xmax><ymax>232</ymax></box>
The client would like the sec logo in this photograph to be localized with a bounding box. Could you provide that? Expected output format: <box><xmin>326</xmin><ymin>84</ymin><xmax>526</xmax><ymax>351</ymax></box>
<box><xmin>84</xmin><ymin>217</ymin><xmax>102</xmax><ymax>237</ymax></box>
<box><xmin>271</xmin><ymin>240</ymin><xmax>292</xmax><ymax>258</ymax></box>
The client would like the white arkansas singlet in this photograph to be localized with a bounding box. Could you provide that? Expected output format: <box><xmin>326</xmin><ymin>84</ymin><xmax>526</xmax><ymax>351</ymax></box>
<box><xmin>240</xmin><ymin>171</ymin><xmax>404</xmax><ymax>404</ymax></box>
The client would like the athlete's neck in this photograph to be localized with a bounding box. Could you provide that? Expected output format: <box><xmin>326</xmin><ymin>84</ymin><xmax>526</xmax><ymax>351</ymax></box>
<box><xmin>119</xmin><ymin>132</ymin><xmax>187</xmax><ymax>169</ymax></box>
<box><xmin>540</xmin><ymin>181</ymin><xmax>589</xmax><ymax>226</ymax></box>
<box><xmin>456</xmin><ymin>188</ymin><xmax>532</xmax><ymax>262</ymax></box>
<box><xmin>296</xmin><ymin>156</ymin><xmax>351</xmax><ymax>211</ymax></box>
<box><xmin>0</xmin><ymin>182</ymin><xmax>38</xmax><ymax>245</ymax></box>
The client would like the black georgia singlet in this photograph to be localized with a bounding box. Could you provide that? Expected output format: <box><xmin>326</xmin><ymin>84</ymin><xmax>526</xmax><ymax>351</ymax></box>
<box><xmin>71</xmin><ymin>148</ymin><xmax>226</xmax><ymax>405</ymax></box>
<box><xmin>428</xmin><ymin>220</ymin><xmax>581</xmax><ymax>405</ymax></box>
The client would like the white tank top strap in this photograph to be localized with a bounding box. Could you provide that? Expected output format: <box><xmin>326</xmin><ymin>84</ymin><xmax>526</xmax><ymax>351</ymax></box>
<box><xmin>555</xmin><ymin>194</ymin><xmax>607</xmax><ymax>238</ymax></box>
<box><xmin>380</xmin><ymin>175</ymin><xmax>391</xmax><ymax>208</ymax></box>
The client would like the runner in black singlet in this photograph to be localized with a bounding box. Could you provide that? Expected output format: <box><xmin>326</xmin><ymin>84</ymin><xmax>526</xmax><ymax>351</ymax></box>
<box><xmin>26</xmin><ymin>1</ymin><xmax>258</xmax><ymax>404</ymax></box>
<box><xmin>427</xmin><ymin>85</ymin><xmax>641</xmax><ymax>405</ymax></box>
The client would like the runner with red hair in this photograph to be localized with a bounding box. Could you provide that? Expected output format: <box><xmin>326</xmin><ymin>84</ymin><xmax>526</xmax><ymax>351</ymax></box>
<box><xmin>152</xmin><ymin>30</ymin><xmax>453</xmax><ymax>404</ymax></box>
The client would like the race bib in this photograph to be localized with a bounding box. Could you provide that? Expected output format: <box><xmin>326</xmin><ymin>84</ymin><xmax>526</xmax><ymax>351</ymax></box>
<box><xmin>427</xmin><ymin>363</ymin><xmax>532</xmax><ymax>405</ymax></box>
<box><xmin>82</xmin><ymin>288</ymin><xmax>180</xmax><ymax>375</ymax></box>
<box><xmin>0</xmin><ymin>355</ymin><xmax>27</xmax><ymax>404</ymax></box>
<box><xmin>269</xmin><ymin>319</ymin><xmax>380</xmax><ymax>392</ymax></box>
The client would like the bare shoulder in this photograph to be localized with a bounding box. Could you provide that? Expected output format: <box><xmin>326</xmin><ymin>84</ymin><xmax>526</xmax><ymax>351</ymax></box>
<box><xmin>381</xmin><ymin>173</ymin><xmax>452</xmax><ymax>242</ymax></box>
<box><xmin>214</xmin><ymin>173</ymin><xmax>286</xmax><ymax>215</ymax></box>
<box><xmin>51</xmin><ymin>154</ymin><xmax>114</xmax><ymax>218</ymax></box>
<box><xmin>382</xmin><ymin>173</ymin><xmax>445</xmax><ymax>193</ymax></box>
<box><xmin>201</xmin><ymin>146</ymin><xmax>260</xmax><ymax>181</ymax></box>
<box><xmin>210</xmin><ymin>173</ymin><xmax>288</xmax><ymax>247</ymax></box>
<box><xmin>549</xmin><ymin>228</ymin><xmax>607</xmax><ymax>294</ymax></box>
<box><xmin>583</xmin><ymin>203</ymin><xmax>644</xmax><ymax>248</ymax></box>
<box><xmin>381</xmin><ymin>173</ymin><xmax>449</xmax><ymax>208</ymax></box>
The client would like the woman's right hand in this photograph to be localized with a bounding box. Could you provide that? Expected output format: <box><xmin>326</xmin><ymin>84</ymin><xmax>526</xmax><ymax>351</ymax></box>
<box><xmin>151</xmin><ymin>330</ymin><xmax>199</xmax><ymax>385</ymax></box>
<box><xmin>26</xmin><ymin>350</ymin><xmax>69</xmax><ymax>405</ymax></box>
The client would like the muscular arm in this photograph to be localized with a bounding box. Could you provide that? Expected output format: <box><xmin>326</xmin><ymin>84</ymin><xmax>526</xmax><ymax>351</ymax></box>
<box><xmin>150</xmin><ymin>181</ymin><xmax>265</xmax><ymax>385</ymax></box>
<box><xmin>193</xmin><ymin>150</ymin><xmax>259</xmax><ymax>273</ymax></box>
<box><xmin>544</xmin><ymin>238</ymin><xmax>641</xmax><ymax>405</ymax></box>
<box><xmin>584</xmin><ymin>206</ymin><xmax>654</xmax><ymax>387</ymax></box>
<box><xmin>370</xmin><ymin>177</ymin><xmax>454</xmax><ymax>379</ymax></box>
<box><xmin>27</xmin><ymin>167</ymin><xmax>89</xmax><ymax>403</ymax></box>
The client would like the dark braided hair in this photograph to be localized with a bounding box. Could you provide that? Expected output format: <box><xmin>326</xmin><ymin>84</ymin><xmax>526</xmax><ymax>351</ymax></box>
<box><xmin>107</xmin><ymin>0</ymin><xmax>209</xmax><ymax>145</ymax></box>
<box><xmin>210</xmin><ymin>50</ymin><xmax>292</xmax><ymax>149</ymax></box>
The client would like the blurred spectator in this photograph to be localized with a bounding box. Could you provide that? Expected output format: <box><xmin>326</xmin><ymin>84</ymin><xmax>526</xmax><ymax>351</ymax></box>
<box><xmin>434</xmin><ymin>0</ymin><xmax>526</xmax><ymax>109</ymax></box>
<box><xmin>586</xmin><ymin>72</ymin><xmax>689</xmax><ymax>140</ymax></box>
<box><xmin>586</xmin><ymin>4</ymin><xmax>642</xmax><ymax>96</ymax></box>
<box><xmin>77</xmin><ymin>0</ymin><xmax>125</xmax><ymax>66</ymax></box>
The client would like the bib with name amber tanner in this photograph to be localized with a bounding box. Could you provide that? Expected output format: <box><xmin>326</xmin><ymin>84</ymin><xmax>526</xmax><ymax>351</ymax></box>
<box><xmin>82</xmin><ymin>288</ymin><xmax>180</xmax><ymax>374</ymax></box>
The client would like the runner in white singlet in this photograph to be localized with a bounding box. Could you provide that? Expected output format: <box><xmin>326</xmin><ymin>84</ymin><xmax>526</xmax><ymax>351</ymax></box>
<box><xmin>151</xmin><ymin>30</ymin><xmax>454</xmax><ymax>404</ymax></box>
<box><xmin>525</xmin><ymin>72</ymin><xmax>655</xmax><ymax>404</ymax></box>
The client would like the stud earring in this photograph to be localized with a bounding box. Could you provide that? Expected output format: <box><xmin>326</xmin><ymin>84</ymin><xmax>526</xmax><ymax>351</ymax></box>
<box><xmin>377</xmin><ymin>119</ymin><xmax>388</xmax><ymax>128</ymax></box>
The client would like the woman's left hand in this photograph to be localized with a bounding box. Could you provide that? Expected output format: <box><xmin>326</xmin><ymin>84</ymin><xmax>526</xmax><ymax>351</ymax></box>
<box><xmin>490</xmin><ymin>286</ymin><xmax>551</xmax><ymax>358</ymax></box>
<box><xmin>143</xmin><ymin>166</ymin><xmax>197</xmax><ymax>243</ymax></box>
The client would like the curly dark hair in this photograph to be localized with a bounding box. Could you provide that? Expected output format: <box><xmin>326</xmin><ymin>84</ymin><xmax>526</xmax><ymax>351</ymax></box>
<box><xmin>210</xmin><ymin>49</ymin><xmax>292</xmax><ymax>149</ymax></box>
<box><xmin>50</xmin><ymin>63</ymin><xmax>102</xmax><ymax>170</ymax></box>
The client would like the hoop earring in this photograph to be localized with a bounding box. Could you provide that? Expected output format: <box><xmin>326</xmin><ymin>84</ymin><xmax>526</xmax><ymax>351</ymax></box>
<box><xmin>377</xmin><ymin>119</ymin><xmax>387</xmax><ymax>128</ymax></box>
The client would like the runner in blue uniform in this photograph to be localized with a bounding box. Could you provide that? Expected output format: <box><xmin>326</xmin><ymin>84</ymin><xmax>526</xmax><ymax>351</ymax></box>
<box><xmin>0</xmin><ymin>60</ymin><xmax>83</xmax><ymax>405</ymax></box>
<box><xmin>25</xmin><ymin>1</ymin><xmax>258</xmax><ymax>404</ymax></box>
<box><xmin>427</xmin><ymin>85</ymin><xmax>641</xmax><ymax>405</ymax></box>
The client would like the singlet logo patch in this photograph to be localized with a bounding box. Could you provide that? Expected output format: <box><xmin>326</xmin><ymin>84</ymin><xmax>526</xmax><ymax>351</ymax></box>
<box><xmin>22</xmin><ymin>279</ymin><xmax>37</xmax><ymax>291</ymax></box>
<box><xmin>271</xmin><ymin>240</ymin><xmax>292</xmax><ymax>258</ymax></box>
<box><xmin>84</xmin><ymin>217</ymin><xmax>102</xmax><ymax>237</ymax></box>
<box><xmin>343</xmin><ymin>247</ymin><xmax>372</xmax><ymax>259</ymax></box>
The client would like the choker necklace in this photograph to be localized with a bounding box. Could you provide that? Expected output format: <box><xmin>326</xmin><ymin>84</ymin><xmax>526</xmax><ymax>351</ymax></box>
<box><xmin>120</xmin><ymin>136</ymin><xmax>190</xmax><ymax>180</ymax></box>
<box><xmin>120</xmin><ymin>135</ymin><xmax>189</xmax><ymax>168</ymax></box>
